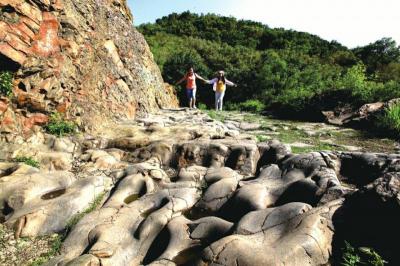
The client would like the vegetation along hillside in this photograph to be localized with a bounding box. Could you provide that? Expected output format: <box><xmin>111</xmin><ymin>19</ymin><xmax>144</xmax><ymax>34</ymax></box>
<box><xmin>138</xmin><ymin>12</ymin><xmax>400</xmax><ymax>132</ymax></box>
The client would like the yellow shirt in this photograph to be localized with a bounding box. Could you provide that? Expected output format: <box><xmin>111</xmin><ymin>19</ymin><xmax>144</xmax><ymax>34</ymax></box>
<box><xmin>216</xmin><ymin>80</ymin><xmax>225</xmax><ymax>92</ymax></box>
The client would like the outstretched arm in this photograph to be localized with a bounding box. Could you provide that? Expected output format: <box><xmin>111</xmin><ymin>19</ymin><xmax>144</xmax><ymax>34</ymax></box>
<box><xmin>204</xmin><ymin>78</ymin><xmax>217</xmax><ymax>85</ymax></box>
<box><xmin>176</xmin><ymin>75</ymin><xmax>186</xmax><ymax>85</ymax></box>
<box><xmin>225</xmin><ymin>79</ymin><xmax>237</xmax><ymax>87</ymax></box>
<box><xmin>195</xmin><ymin>73</ymin><xmax>207</xmax><ymax>82</ymax></box>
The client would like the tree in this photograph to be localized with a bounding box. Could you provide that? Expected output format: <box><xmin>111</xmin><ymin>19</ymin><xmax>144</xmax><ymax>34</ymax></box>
<box><xmin>353</xmin><ymin>37</ymin><xmax>400</xmax><ymax>75</ymax></box>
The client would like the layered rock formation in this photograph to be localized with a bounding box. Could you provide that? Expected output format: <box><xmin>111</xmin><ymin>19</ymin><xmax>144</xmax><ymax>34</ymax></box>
<box><xmin>1</xmin><ymin>109</ymin><xmax>398</xmax><ymax>265</ymax></box>
<box><xmin>0</xmin><ymin>0</ymin><xmax>178</xmax><ymax>137</ymax></box>
<box><xmin>322</xmin><ymin>98</ymin><xmax>400</xmax><ymax>128</ymax></box>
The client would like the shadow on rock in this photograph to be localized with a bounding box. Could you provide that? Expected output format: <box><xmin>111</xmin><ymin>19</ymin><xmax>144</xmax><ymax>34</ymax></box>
<box><xmin>331</xmin><ymin>172</ymin><xmax>400</xmax><ymax>266</ymax></box>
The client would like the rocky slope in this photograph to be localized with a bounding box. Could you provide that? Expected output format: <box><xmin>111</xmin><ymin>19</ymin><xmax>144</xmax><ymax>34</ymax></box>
<box><xmin>0</xmin><ymin>109</ymin><xmax>399</xmax><ymax>265</ymax></box>
<box><xmin>0</xmin><ymin>0</ymin><xmax>178</xmax><ymax>138</ymax></box>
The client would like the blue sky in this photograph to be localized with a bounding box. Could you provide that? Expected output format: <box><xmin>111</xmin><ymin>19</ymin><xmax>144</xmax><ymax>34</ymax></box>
<box><xmin>127</xmin><ymin>0</ymin><xmax>400</xmax><ymax>48</ymax></box>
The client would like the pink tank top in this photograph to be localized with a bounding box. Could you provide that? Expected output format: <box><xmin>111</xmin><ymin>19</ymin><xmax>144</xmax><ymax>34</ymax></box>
<box><xmin>186</xmin><ymin>74</ymin><xmax>196</xmax><ymax>89</ymax></box>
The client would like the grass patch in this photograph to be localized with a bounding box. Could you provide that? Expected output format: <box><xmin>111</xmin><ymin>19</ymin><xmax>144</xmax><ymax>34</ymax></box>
<box><xmin>291</xmin><ymin>142</ymin><xmax>343</xmax><ymax>154</ymax></box>
<box><xmin>13</xmin><ymin>156</ymin><xmax>40</xmax><ymax>168</ymax></box>
<box><xmin>65</xmin><ymin>192</ymin><xmax>106</xmax><ymax>230</ymax></box>
<box><xmin>29</xmin><ymin>235</ymin><xmax>63</xmax><ymax>266</ymax></box>
<box><xmin>255</xmin><ymin>135</ymin><xmax>269</xmax><ymax>142</ymax></box>
<box><xmin>277</xmin><ymin>129</ymin><xmax>308</xmax><ymax>143</ymax></box>
<box><xmin>29</xmin><ymin>193</ymin><xmax>106</xmax><ymax>265</ymax></box>
<box><xmin>197</xmin><ymin>103</ymin><xmax>208</xmax><ymax>110</ymax></box>
<box><xmin>0</xmin><ymin>71</ymin><xmax>13</xmax><ymax>97</ymax></box>
<box><xmin>242</xmin><ymin>113</ymin><xmax>261</xmax><ymax>123</ymax></box>
<box><xmin>206</xmin><ymin>110</ymin><xmax>226</xmax><ymax>122</ymax></box>
<box><xmin>45</xmin><ymin>112</ymin><xmax>76</xmax><ymax>136</ymax></box>
<box><xmin>377</xmin><ymin>103</ymin><xmax>400</xmax><ymax>136</ymax></box>
<box><xmin>341</xmin><ymin>241</ymin><xmax>387</xmax><ymax>266</ymax></box>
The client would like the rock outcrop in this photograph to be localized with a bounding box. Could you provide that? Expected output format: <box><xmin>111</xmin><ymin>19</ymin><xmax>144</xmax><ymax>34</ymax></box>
<box><xmin>322</xmin><ymin>98</ymin><xmax>400</xmax><ymax>128</ymax></box>
<box><xmin>0</xmin><ymin>0</ymin><xmax>178</xmax><ymax>137</ymax></box>
<box><xmin>1</xmin><ymin>109</ymin><xmax>398</xmax><ymax>265</ymax></box>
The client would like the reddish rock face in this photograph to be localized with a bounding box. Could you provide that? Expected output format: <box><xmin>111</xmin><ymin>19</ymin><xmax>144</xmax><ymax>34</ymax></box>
<box><xmin>0</xmin><ymin>0</ymin><xmax>178</xmax><ymax>138</ymax></box>
<box><xmin>31</xmin><ymin>12</ymin><xmax>60</xmax><ymax>57</ymax></box>
<box><xmin>23</xmin><ymin>113</ymin><xmax>48</xmax><ymax>132</ymax></box>
<box><xmin>0</xmin><ymin>100</ymin><xmax>8</xmax><ymax>113</ymax></box>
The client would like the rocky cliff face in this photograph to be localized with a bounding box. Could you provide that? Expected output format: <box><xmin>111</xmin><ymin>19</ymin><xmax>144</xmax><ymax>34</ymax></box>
<box><xmin>0</xmin><ymin>0</ymin><xmax>178</xmax><ymax>137</ymax></box>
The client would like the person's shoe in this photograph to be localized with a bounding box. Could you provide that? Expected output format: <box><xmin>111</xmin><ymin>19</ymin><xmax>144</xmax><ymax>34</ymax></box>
<box><xmin>193</xmin><ymin>105</ymin><xmax>197</xmax><ymax>109</ymax></box>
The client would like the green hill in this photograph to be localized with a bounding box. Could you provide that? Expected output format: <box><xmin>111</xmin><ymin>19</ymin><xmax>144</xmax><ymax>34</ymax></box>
<box><xmin>138</xmin><ymin>11</ymin><xmax>400</xmax><ymax>120</ymax></box>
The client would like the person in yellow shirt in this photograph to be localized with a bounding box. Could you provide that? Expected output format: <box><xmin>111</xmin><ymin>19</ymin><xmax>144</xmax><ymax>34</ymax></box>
<box><xmin>205</xmin><ymin>71</ymin><xmax>237</xmax><ymax>111</ymax></box>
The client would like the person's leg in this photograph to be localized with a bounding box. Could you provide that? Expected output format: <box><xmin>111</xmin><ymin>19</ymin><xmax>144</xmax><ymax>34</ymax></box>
<box><xmin>187</xmin><ymin>89</ymin><xmax>193</xmax><ymax>108</ymax></box>
<box><xmin>219</xmin><ymin>91</ymin><xmax>225</xmax><ymax>111</ymax></box>
<box><xmin>192</xmin><ymin>88</ymin><xmax>197</xmax><ymax>108</ymax></box>
<box><xmin>215</xmin><ymin>92</ymin><xmax>220</xmax><ymax>111</ymax></box>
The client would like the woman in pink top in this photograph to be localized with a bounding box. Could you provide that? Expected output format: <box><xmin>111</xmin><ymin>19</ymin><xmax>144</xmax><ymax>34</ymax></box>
<box><xmin>176</xmin><ymin>67</ymin><xmax>207</xmax><ymax>109</ymax></box>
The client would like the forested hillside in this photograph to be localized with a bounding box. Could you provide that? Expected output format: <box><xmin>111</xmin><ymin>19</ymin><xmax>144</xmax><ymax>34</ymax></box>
<box><xmin>138</xmin><ymin>12</ymin><xmax>400</xmax><ymax>120</ymax></box>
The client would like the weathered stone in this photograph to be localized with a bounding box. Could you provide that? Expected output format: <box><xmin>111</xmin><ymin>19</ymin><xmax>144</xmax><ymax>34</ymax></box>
<box><xmin>1</xmin><ymin>108</ymin><xmax>400</xmax><ymax>265</ymax></box>
<box><xmin>0</xmin><ymin>0</ymin><xmax>179</xmax><ymax>137</ymax></box>
<box><xmin>323</xmin><ymin>98</ymin><xmax>400</xmax><ymax>129</ymax></box>
<box><xmin>199</xmin><ymin>200</ymin><xmax>342</xmax><ymax>266</ymax></box>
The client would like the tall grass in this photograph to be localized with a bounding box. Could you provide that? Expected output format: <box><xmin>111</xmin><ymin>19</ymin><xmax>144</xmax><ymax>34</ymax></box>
<box><xmin>378</xmin><ymin>103</ymin><xmax>400</xmax><ymax>136</ymax></box>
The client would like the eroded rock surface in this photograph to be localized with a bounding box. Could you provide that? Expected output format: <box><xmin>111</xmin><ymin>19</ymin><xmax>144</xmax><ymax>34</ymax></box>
<box><xmin>1</xmin><ymin>109</ymin><xmax>399</xmax><ymax>265</ymax></box>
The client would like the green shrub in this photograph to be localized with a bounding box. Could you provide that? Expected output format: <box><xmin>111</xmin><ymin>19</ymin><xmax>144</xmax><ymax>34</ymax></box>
<box><xmin>377</xmin><ymin>103</ymin><xmax>400</xmax><ymax>135</ymax></box>
<box><xmin>198</xmin><ymin>103</ymin><xmax>207</xmax><ymax>110</ymax></box>
<box><xmin>45</xmin><ymin>113</ymin><xmax>76</xmax><ymax>136</ymax></box>
<box><xmin>0</xmin><ymin>71</ymin><xmax>13</xmax><ymax>97</ymax></box>
<box><xmin>238</xmin><ymin>99</ymin><xmax>265</xmax><ymax>113</ymax></box>
<box><xmin>358</xmin><ymin>247</ymin><xmax>387</xmax><ymax>266</ymax></box>
<box><xmin>225</xmin><ymin>102</ymin><xmax>240</xmax><ymax>111</ymax></box>
<box><xmin>341</xmin><ymin>241</ymin><xmax>387</xmax><ymax>266</ymax></box>
<box><xmin>342</xmin><ymin>241</ymin><xmax>361</xmax><ymax>266</ymax></box>
<box><xmin>13</xmin><ymin>156</ymin><xmax>40</xmax><ymax>168</ymax></box>
<box><xmin>373</xmin><ymin>81</ymin><xmax>400</xmax><ymax>102</ymax></box>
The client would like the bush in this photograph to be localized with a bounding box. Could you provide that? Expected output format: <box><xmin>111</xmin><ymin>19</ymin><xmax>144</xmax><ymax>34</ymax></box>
<box><xmin>13</xmin><ymin>156</ymin><xmax>40</xmax><ymax>168</ymax></box>
<box><xmin>197</xmin><ymin>103</ymin><xmax>207</xmax><ymax>110</ymax></box>
<box><xmin>341</xmin><ymin>241</ymin><xmax>387</xmax><ymax>266</ymax></box>
<box><xmin>376</xmin><ymin>103</ymin><xmax>400</xmax><ymax>136</ymax></box>
<box><xmin>225</xmin><ymin>100</ymin><xmax>265</xmax><ymax>113</ymax></box>
<box><xmin>342</xmin><ymin>241</ymin><xmax>361</xmax><ymax>266</ymax></box>
<box><xmin>0</xmin><ymin>71</ymin><xmax>13</xmax><ymax>97</ymax></box>
<box><xmin>238</xmin><ymin>99</ymin><xmax>265</xmax><ymax>113</ymax></box>
<box><xmin>45</xmin><ymin>112</ymin><xmax>76</xmax><ymax>136</ymax></box>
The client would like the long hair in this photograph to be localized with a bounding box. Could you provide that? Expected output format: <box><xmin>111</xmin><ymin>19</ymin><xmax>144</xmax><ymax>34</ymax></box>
<box><xmin>186</xmin><ymin>67</ymin><xmax>195</xmax><ymax>78</ymax></box>
<box><xmin>217</xmin><ymin>73</ymin><xmax>226</xmax><ymax>84</ymax></box>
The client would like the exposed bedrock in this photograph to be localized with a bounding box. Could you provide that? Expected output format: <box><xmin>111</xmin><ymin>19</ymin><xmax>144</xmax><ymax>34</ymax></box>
<box><xmin>0</xmin><ymin>0</ymin><xmax>178</xmax><ymax>137</ymax></box>
<box><xmin>0</xmin><ymin>109</ymin><xmax>398</xmax><ymax>265</ymax></box>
